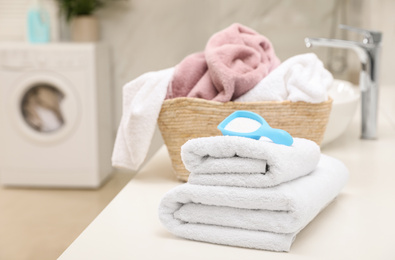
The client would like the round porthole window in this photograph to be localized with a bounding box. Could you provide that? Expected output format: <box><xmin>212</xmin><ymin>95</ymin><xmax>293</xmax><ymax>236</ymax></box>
<box><xmin>20</xmin><ymin>84</ymin><xmax>65</xmax><ymax>133</ymax></box>
<box><xmin>9</xmin><ymin>72</ymin><xmax>80</xmax><ymax>144</ymax></box>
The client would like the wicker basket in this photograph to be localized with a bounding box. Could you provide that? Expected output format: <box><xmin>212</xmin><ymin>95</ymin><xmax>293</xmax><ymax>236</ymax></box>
<box><xmin>158</xmin><ymin>97</ymin><xmax>332</xmax><ymax>182</ymax></box>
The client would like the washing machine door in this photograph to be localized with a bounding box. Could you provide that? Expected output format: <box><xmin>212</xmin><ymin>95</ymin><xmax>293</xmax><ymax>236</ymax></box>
<box><xmin>8</xmin><ymin>71</ymin><xmax>80</xmax><ymax>144</ymax></box>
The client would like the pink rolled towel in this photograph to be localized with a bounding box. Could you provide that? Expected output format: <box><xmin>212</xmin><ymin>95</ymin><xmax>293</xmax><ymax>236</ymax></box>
<box><xmin>166</xmin><ymin>23</ymin><xmax>281</xmax><ymax>102</ymax></box>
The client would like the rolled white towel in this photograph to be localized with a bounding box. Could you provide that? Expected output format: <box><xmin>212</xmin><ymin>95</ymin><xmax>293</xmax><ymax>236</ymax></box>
<box><xmin>181</xmin><ymin>136</ymin><xmax>320</xmax><ymax>188</ymax></box>
<box><xmin>158</xmin><ymin>154</ymin><xmax>349</xmax><ymax>252</ymax></box>
<box><xmin>235</xmin><ymin>53</ymin><xmax>333</xmax><ymax>103</ymax></box>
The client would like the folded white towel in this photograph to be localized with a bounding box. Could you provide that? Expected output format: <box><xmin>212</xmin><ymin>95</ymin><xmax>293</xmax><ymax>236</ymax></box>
<box><xmin>182</xmin><ymin>136</ymin><xmax>320</xmax><ymax>188</ymax></box>
<box><xmin>235</xmin><ymin>53</ymin><xmax>333</xmax><ymax>103</ymax></box>
<box><xmin>112</xmin><ymin>68</ymin><xmax>175</xmax><ymax>170</ymax></box>
<box><xmin>158</xmin><ymin>154</ymin><xmax>349</xmax><ymax>252</ymax></box>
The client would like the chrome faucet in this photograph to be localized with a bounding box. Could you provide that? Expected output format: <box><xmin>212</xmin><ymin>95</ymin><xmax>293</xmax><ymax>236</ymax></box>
<box><xmin>305</xmin><ymin>24</ymin><xmax>382</xmax><ymax>140</ymax></box>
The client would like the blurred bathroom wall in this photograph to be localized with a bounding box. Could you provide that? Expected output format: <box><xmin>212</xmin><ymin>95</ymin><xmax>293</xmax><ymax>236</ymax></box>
<box><xmin>361</xmin><ymin>0</ymin><xmax>395</xmax><ymax>91</ymax></box>
<box><xmin>1</xmin><ymin>0</ymin><xmax>393</xmax><ymax>136</ymax></box>
<box><xmin>0</xmin><ymin>0</ymin><xmax>59</xmax><ymax>42</ymax></box>
<box><xmin>96</xmin><ymin>0</ymin><xmax>395</xmax><ymax>127</ymax></box>
<box><xmin>98</xmin><ymin>0</ymin><xmax>339</xmax><ymax>125</ymax></box>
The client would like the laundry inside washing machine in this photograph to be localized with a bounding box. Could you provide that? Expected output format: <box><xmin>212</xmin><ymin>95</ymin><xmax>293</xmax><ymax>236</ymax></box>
<box><xmin>21</xmin><ymin>84</ymin><xmax>65</xmax><ymax>133</ymax></box>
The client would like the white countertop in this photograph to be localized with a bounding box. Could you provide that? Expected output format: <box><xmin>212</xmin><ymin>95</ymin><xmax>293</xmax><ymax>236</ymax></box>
<box><xmin>59</xmin><ymin>86</ymin><xmax>395</xmax><ymax>260</ymax></box>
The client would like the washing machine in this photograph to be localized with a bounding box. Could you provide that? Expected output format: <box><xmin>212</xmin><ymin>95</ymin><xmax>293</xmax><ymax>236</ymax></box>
<box><xmin>0</xmin><ymin>43</ymin><xmax>113</xmax><ymax>188</ymax></box>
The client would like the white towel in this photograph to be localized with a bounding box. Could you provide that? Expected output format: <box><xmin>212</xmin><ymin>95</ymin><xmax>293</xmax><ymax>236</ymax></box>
<box><xmin>158</xmin><ymin>154</ymin><xmax>349</xmax><ymax>252</ymax></box>
<box><xmin>182</xmin><ymin>136</ymin><xmax>320</xmax><ymax>188</ymax></box>
<box><xmin>235</xmin><ymin>53</ymin><xmax>333</xmax><ymax>103</ymax></box>
<box><xmin>112</xmin><ymin>68</ymin><xmax>175</xmax><ymax>170</ymax></box>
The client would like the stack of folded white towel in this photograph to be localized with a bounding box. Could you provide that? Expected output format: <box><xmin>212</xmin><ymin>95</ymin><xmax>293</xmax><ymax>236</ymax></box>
<box><xmin>158</xmin><ymin>136</ymin><xmax>348</xmax><ymax>252</ymax></box>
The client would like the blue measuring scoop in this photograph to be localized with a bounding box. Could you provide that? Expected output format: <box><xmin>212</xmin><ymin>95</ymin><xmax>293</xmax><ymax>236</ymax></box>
<box><xmin>217</xmin><ymin>110</ymin><xmax>294</xmax><ymax>146</ymax></box>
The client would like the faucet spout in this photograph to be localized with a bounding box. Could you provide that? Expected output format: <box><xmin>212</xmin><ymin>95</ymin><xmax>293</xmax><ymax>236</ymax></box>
<box><xmin>305</xmin><ymin>25</ymin><xmax>382</xmax><ymax>140</ymax></box>
<box><xmin>304</xmin><ymin>37</ymin><xmax>372</xmax><ymax>64</ymax></box>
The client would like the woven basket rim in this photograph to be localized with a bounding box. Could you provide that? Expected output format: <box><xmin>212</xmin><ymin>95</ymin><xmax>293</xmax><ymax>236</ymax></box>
<box><xmin>162</xmin><ymin>96</ymin><xmax>333</xmax><ymax>106</ymax></box>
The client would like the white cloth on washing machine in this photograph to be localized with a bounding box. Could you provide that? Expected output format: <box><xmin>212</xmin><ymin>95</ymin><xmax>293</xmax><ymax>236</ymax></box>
<box><xmin>112</xmin><ymin>67</ymin><xmax>175</xmax><ymax>171</ymax></box>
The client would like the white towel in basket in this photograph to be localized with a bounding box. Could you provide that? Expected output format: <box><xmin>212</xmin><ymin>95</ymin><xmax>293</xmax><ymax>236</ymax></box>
<box><xmin>158</xmin><ymin>154</ymin><xmax>349</xmax><ymax>252</ymax></box>
<box><xmin>112</xmin><ymin>67</ymin><xmax>175</xmax><ymax>170</ymax></box>
<box><xmin>235</xmin><ymin>53</ymin><xmax>333</xmax><ymax>103</ymax></box>
<box><xmin>182</xmin><ymin>136</ymin><xmax>320</xmax><ymax>188</ymax></box>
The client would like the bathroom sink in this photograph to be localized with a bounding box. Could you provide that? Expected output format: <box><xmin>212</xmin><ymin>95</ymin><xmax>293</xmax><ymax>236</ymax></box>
<box><xmin>321</xmin><ymin>79</ymin><xmax>360</xmax><ymax>146</ymax></box>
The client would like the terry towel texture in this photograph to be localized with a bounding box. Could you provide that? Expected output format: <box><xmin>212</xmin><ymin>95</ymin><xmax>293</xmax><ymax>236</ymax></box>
<box><xmin>167</xmin><ymin>23</ymin><xmax>281</xmax><ymax>102</ymax></box>
<box><xmin>182</xmin><ymin>136</ymin><xmax>320</xmax><ymax>188</ymax></box>
<box><xmin>235</xmin><ymin>53</ymin><xmax>333</xmax><ymax>103</ymax></box>
<box><xmin>112</xmin><ymin>68</ymin><xmax>175</xmax><ymax>170</ymax></box>
<box><xmin>158</xmin><ymin>154</ymin><xmax>349</xmax><ymax>252</ymax></box>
